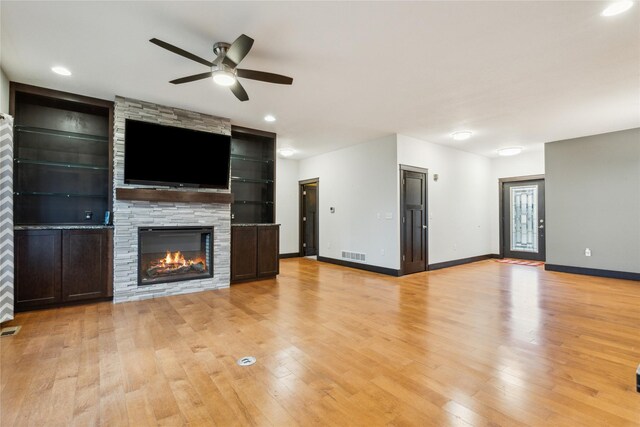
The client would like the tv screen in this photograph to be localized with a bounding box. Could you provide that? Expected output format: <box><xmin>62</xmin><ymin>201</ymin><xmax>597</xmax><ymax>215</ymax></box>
<box><xmin>124</xmin><ymin>119</ymin><xmax>231</xmax><ymax>189</ymax></box>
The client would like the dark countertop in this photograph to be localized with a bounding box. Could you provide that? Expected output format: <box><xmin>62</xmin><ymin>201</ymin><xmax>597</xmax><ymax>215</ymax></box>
<box><xmin>232</xmin><ymin>223</ymin><xmax>280</xmax><ymax>227</ymax></box>
<box><xmin>14</xmin><ymin>225</ymin><xmax>114</xmax><ymax>230</ymax></box>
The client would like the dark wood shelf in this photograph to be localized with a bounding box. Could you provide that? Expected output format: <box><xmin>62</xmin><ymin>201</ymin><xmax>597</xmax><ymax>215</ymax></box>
<box><xmin>116</xmin><ymin>188</ymin><xmax>234</xmax><ymax>204</ymax></box>
<box><xmin>231</xmin><ymin>125</ymin><xmax>276</xmax><ymax>224</ymax></box>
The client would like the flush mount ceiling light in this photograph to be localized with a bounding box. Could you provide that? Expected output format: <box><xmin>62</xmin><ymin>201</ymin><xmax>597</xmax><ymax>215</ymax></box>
<box><xmin>264</xmin><ymin>114</ymin><xmax>276</xmax><ymax>122</ymax></box>
<box><xmin>51</xmin><ymin>66</ymin><xmax>71</xmax><ymax>76</ymax></box>
<box><xmin>278</xmin><ymin>148</ymin><xmax>295</xmax><ymax>157</ymax></box>
<box><xmin>602</xmin><ymin>1</ymin><xmax>633</xmax><ymax>16</ymax></box>
<box><xmin>497</xmin><ymin>147</ymin><xmax>523</xmax><ymax>157</ymax></box>
<box><xmin>451</xmin><ymin>131</ymin><xmax>472</xmax><ymax>141</ymax></box>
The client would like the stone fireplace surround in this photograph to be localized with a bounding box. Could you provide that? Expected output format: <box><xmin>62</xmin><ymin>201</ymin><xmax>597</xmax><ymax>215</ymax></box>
<box><xmin>113</xmin><ymin>97</ymin><xmax>231</xmax><ymax>303</ymax></box>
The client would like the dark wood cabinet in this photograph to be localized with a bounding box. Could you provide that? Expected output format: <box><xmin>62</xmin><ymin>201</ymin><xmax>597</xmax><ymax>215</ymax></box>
<box><xmin>231</xmin><ymin>226</ymin><xmax>258</xmax><ymax>281</ymax></box>
<box><xmin>15</xmin><ymin>230</ymin><xmax>62</xmax><ymax>309</ymax></box>
<box><xmin>15</xmin><ymin>228</ymin><xmax>113</xmax><ymax>311</ymax></box>
<box><xmin>257</xmin><ymin>226</ymin><xmax>279</xmax><ymax>278</ymax></box>
<box><xmin>231</xmin><ymin>225</ymin><xmax>280</xmax><ymax>283</ymax></box>
<box><xmin>62</xmin><ymin>229</ymin><xmax>112</xmax><ymax>301</ymax></box>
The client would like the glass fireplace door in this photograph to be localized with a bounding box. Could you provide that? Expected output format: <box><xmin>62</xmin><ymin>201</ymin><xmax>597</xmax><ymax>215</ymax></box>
<box><xmin>138</xmin><ymin>227</ymin><xmax>213</xmax><ymax>285</ymax></box>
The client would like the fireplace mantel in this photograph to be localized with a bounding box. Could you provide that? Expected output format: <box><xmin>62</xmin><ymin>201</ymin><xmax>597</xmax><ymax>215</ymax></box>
<box><xmin>116</xmin><ymin>188</ymin><xmax>233</xmax><ymax>204</ymax></box>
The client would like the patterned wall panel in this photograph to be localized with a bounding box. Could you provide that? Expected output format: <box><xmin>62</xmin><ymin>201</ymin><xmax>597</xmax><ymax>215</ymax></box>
<box><xmin>0</xmin><ymin>115</ymin><xmax>14</xmax><ymax>322</ymax></box>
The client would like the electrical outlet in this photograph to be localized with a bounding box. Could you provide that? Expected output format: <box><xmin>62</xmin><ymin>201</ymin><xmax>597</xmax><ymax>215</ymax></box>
<box><xmin>84</xmin><ymin>210</ymin><xmax>93</xmax><ymax>220</ymax></box>
<box><xmin>381</xmin><ymin>248</ymin><xmax>385</xmax><ymax>256</ymax></box>
<box><xmin>327</xmin><ymin>242</ymin><xmax>331</xmax><ymax>249</ymax></box>
<box><xmin>585</xmin><ymin>248</ymin><xmax>591</xmax><ymax>257</ymax></box>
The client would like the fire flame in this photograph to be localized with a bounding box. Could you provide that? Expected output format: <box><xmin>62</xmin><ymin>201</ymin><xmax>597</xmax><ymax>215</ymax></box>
<box><xmin>158</xmin><ymin>251</ymin><xmax>204</xmax><ymax>267</ymax></box>
<box><xmin>164</xmin><ymin>250</ymin><xmax>186</xmax><ymax>266</ymax></box>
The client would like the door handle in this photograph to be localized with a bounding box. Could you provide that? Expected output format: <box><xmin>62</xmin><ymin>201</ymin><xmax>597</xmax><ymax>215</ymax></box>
<box><xmin>422</xmin><ymin>225</ymin><xmax>427</xmax><ymax>230</ymax></box>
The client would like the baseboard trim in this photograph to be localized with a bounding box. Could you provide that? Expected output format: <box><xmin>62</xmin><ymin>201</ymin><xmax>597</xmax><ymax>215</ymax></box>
<box><xmin>279</xmin><ymin>252</ymin><xmax>301</xmax><ymax>259</ymax></box>
<box><xmin>317</xmin><ymin>256</ymin><xmax>401</xmax><ymax>277</ymax></box>
<box><xmin>545</xmin><ymin>264</ymin><xmax>640</xmax><ymax>281</ymax></box>
<box><xmin>428</xmin><ymin>254</ymin><xmax>500</xmax><ymax>271</ymax></box>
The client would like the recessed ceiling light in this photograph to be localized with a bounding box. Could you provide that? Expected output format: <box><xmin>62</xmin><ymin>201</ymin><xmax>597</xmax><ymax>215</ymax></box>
<box><xmin>451</xmin><ymin>131</ymin><xmax>472</xmax><ymax>141</ymax></box>
<box><xmin>278</xmin><ymin>148</ymin><xmax>295</xmax><ymax>157</ymax></box>
<box><xmin>212</xmin><ymin>70</ymin><xmax>236</xmax><ymax>86</ymax></box>
<box><xmin>51</xmin><ymin>66</ymin><xmax>71</xmax><ymax>76</ymax></box>
<box><xmin>264</xmin><ymin>115</ymin><xmax>276</xmax><ymax>122</ymax></box>
<box><xmin>602</xmin><ymin>1</ymin><xmax>633</xmax><ymax>16</ymax></box>
<box><xmin>497</xmin><ymin>147</ymin><xmax>523</xmax><ymax>157</ymax></box>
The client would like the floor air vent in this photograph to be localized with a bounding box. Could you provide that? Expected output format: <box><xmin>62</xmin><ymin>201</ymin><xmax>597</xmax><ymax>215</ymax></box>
<box><xmin>342</xmin><ymin>251</ymin><xmax>366</xmax><ymax>262</ymax></box>
<box><xmin>0</xmin><ymin>326</ymin><xmax>21</xmax><ymax>337</ymax></box>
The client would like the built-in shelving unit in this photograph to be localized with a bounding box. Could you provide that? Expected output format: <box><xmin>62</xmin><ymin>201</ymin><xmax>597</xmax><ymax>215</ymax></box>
<box><xmin>10</xmin><ymin>83</ymin><xmax>115</xmax><ymax>311</ymax></box>
<box><xmin>11</xmin><ymin>83</ymin><xmax>113</xmax><ymax>225</ymax></box>
<box><xmin>230</xmin><ymin>125</ymin><xmax>276</xmax><ymax>224</ymax></box>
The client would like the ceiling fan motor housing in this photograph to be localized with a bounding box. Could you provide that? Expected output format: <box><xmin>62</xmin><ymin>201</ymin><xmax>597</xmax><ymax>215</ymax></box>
<box><xmin>213</xmin><ymin>42</ymin><xmax>231</xmax><ymax>57</ymax></box>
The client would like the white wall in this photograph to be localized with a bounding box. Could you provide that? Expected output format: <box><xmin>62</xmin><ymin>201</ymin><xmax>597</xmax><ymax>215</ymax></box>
<box><xmin>488</xmin><ymin>149</ymin><xmax>545</xmax><ymax>253</ymax></box>
<box><xmin>276</xmin><ymin>158</ymin><xmax>300</xmax><ymax>254</ymax></box>
<box><xmin>0</xmin><ymin>68</ymin><xmax>9</xmax><ymax>113</ymax></box>
<box><xmin>397</xmin><ymin>134</ymin><xmax>492</xmax><ymax>264</ymax></box>
<box><xmin>298</xmin><ymin>135</ymin><xmax>399</xmax><ymax>269</ymax></box>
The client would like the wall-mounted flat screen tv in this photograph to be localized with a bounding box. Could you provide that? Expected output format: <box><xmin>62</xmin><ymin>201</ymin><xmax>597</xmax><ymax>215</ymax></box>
<box><xmin>124</xmin><ymin>119</ymin><xmax>231</xmax><ymax>189</ymax></box>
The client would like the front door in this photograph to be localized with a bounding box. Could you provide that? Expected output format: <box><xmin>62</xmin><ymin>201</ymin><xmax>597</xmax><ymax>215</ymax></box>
<box><xmin>300</xmin><ymin>180</ymin><xmax>318</xmax><ymax>256</ymax></box>
<box><xmin>502</xmin><ymin>179</ymin><xmax>545</xmax><ymax>261</ymax></box>
<box><xmin>401</xmin><ymin>167</ymin><xmax>428</xmax><ymax>274</ymax></box>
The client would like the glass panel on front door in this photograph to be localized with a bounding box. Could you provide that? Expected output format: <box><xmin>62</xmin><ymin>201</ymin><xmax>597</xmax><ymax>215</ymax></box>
<box><xmin>510</xmin><ymin>185</ymin><xmax>538</xmax><ymax>252</ymax></box>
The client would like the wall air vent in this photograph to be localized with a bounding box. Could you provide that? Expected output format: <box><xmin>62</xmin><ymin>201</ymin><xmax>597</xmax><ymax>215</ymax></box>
<box><xmin>341</xmin><ymin>251</ymin><xmax>366</xmax><ymax>262</ymax></box>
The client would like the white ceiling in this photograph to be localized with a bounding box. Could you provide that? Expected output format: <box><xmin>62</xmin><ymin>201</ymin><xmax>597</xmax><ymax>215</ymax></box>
<box><xmin>1</xmin><ymin>1</ymin><xmax>639</xmax><ymax>159</ymax></box>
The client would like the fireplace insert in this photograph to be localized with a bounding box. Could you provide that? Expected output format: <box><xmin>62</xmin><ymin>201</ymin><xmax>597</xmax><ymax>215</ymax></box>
<box><xmin>138</xmin><ymin>226</ymin><xmax>213</xmax><ymax>286</ymax></box>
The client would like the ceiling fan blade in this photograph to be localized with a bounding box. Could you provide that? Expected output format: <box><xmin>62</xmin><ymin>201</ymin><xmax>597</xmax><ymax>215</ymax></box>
<box><xmin>230</xmin><ymin>80</ymin><xmax>249</xmax><ymax>102</ymax></box>
<box><xmin>150</xmin><ymin>38</ymin><xmax>213</xmax><ymax>67</ymax></box>
<box><xmin>169</xmin><ymin>72</ymin><xmax>213</xmax><ymax>85</ymax></box>
<box><xmin>237</xmin><ymin>69</ymin><xmax>293</xmax><ymax>85</ymax></box>
<box><xmin>222</xmin><ymin>34</ymin><xmax>254</xmax><ymax>67</ymax></box>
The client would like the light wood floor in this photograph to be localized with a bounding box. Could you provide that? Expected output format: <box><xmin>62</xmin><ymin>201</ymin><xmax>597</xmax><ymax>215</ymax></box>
<box><xmin>2</xmin><ymin>258</ymin><xmax>639</xmax><ymax>426</ymax></box>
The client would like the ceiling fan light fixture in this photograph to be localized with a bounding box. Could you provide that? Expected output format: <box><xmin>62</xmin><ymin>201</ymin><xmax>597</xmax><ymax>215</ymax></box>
<box><xmin>497</xmin><ymin>147</ymin><xmax>523</xmax><ymax>157</ymax></box>
<box><xmin>212</xmin><ymin>69</ymin><xmax>237</xmax><ymax>86</ymax></box>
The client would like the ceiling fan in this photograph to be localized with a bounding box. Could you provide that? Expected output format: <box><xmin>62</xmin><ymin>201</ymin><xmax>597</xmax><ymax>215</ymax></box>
<box><xmin>150</xmin><ymin>34</ymin><xmax>293</xmax><ymax>102</ymax></box>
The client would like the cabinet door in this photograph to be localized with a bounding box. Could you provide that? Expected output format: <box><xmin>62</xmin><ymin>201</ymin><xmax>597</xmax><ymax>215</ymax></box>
<box><xmin>15</xmin><ymin>230</ymin><xmax>62</xmax><ymax>309</ymax></box>
<box><xmin>257</xmin><ymin>226</ymin><xmax>279</xmax><ymax>278</ymax></box>
<box><xmin>62</xmin><ymin>229</ymin><xmax>109</xmax><ymax>301</ymax></box>
<box><xmin>231</xmin><ymin>226</ymin><xmax>258</xmax><ymax>281</ymax></box>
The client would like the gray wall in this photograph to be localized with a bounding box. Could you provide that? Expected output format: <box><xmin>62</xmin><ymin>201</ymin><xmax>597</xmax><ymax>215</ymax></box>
<box><xmin>545</xmin><ymin>128</ymin><xmax>640</xmax><ymax>273</ymax></box>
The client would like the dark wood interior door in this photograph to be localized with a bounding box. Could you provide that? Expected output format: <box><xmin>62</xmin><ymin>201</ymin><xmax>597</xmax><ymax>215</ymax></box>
<box><xmin>502</xmin><ymin>179</ymin><xmax>546</xmax><ymax>261</ymax></box>
<box><xmin>15</xmin><ymin>230</ymin><xmax>62</xmax><ymax>309</ymax></box>
<box><xmin>62</xmin><ymin>229</ymin><xmax>109</xmax><ymax>301</ymax></box>
<box><xmin>401</xmin><ymin>168</ymin><xmax>428</xmax><ymax>274</ymax></box>
<box><xmin>301</xmin><ymin>182</ymin><xmax>318</xmax><ymax>256</ymax></box>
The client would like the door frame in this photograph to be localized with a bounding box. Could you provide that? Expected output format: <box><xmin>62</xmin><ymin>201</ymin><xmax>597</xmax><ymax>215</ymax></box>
<box><xmin>299</xmin><ymin>178</ymin><xmax>319</xmax><ymax>256</ymax></box>
<box><xmin>399</xmin><ymin>165</ymin><xmax>429</xmax><ymax>275</ymax></box>
<box><xmin>499</xmin><ymin>174</ymin><xmax>545</xmax><ymax>259</ymax></box>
